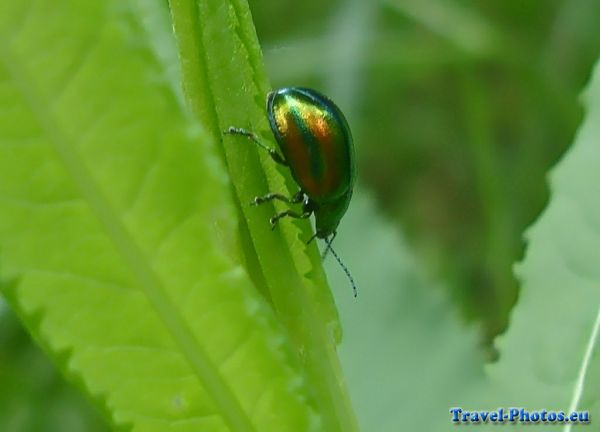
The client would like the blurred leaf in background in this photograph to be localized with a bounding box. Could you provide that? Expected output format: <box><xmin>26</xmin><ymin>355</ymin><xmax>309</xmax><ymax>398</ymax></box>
<box><xmin>325</xmin><ymin>190</ymin><xmax>484</xmax><ymax>431</ymax></box>
<box><xmin>258</xmin><ymin>0</ymin><xmax>600</xmax><ymax>341</ymax></box>
<box><xmin>480</xmin><ymin>56</ymin><xmax>600</xmax><ymax>431</ymax></box>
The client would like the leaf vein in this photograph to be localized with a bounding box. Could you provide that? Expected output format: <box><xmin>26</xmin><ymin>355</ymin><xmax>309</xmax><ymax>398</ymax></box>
<box><xmin>0</xmin><ymin>42</ymin><xmax>255</xmax><ymax>432</ymax></box>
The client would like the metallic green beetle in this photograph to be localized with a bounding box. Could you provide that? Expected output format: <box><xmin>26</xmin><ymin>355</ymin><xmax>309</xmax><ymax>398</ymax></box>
<box><xmin>227</xmin><ymin>87</ymin><xmax>357</xmax><ymax>295</ymax></box>
<box><xmin>228</xmin><ymin>87</ymin><xmax>355</xmax><ymax>239</ymax></box>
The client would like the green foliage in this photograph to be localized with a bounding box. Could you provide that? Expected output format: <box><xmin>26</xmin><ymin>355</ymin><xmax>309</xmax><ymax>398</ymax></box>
<box><xmin>326</xmin><ymin>191</ymin><xmax>483</xmax><ymax>431</ymax></box>
<box><xmin>0</xmin><ymin>0</ymin><xmax>351</xmax><ymax>430</ymax></box>
<box><xmin>327</xmin><ymin>54</ymin><xmax>600</xmax><ymax>430</ymax></box>
<box><xmin>258</xmin><ymin>0</ymin><xmax>600</xmax><ymax>339</ymax></box>
<box><xmin>482</xmin><ymin>60</ymin><xmax>600</xmax><ymax>430</ymax></box>
<box><xmin>168</xmin><ymin>1</ymin><xmax>354</xmax><ymax>430</ymax></box>
<box><xmin>2</xmin><ymin>0</ymin><xmax>600</xmax><ymax>431</ymax></box>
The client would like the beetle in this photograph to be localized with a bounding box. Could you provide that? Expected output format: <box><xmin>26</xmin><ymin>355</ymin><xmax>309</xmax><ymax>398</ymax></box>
<box><xmin>226</xmin><ymin>87</ymin><xmax>357</xmax><ymax>296</ymax></box>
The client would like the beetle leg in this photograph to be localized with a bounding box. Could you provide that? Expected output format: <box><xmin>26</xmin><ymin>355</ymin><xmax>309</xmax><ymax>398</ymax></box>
<box><xmin>269</xmin><ymin>209</ymin><xmax>312</xmax><ymax>230</ymax></box>
<box><xmin>251</xmin><ymin>190</ymin><xmax>304</xmax><ymax>206</ymax></box>
<box><xmin>307</xmin><ymin>232</ymin><xmax>319</xmax><ymax>244</ymax></box>
<box><xmin>225</xmin><ymin>127</ymin><xmax>288</xmax><ymax>166</ymax></box>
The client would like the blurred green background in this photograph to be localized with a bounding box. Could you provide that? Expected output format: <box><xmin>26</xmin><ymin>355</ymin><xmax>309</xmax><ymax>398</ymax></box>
<box><xmin>2</xmin><ymin>0</ymin><xmax>600</xmax><ymax>429</ymax></box>
<box><xmin>254</xmin><ymin>0</ymin><xmax>600</xmax><ymax>341</ymax></box>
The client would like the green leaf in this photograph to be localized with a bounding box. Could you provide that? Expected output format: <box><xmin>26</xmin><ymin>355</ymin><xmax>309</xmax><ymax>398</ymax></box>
<box><xmin>326</xmin><ymin>191</ymin><xmax>483</xmax><ymax>431</ymax></box>
<box><xmin>0</xmin><ymin>1</ymin><xmax>338</xmax><ymax>430</ymax></box>
<box><xmin>168</xmin><ymin>1</ymin><xmax>357</xmax><ymax>431</ymax></box>
<box><xmin>483</xmin><ymin>60</ymin><xmax>600</xmax><ymax>429</ymax></box>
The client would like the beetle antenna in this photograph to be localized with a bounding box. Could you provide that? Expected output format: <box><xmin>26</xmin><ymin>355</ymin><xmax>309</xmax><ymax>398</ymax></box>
<box><xmin>325</xmin><ymin>236</ymin><xmax>357</xmax><ymax>298</ymax></box>
<box><xmin>321</xmin><ymin>232</ymin><xmax>337</xmax><ymax>260</ymax></box>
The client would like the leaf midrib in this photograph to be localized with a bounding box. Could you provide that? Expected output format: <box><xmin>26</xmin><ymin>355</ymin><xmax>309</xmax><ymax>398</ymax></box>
<box><xmin>0</xmin><ymin>40</ymin><xmax>255</xmax><ymax>432</ymax></box>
